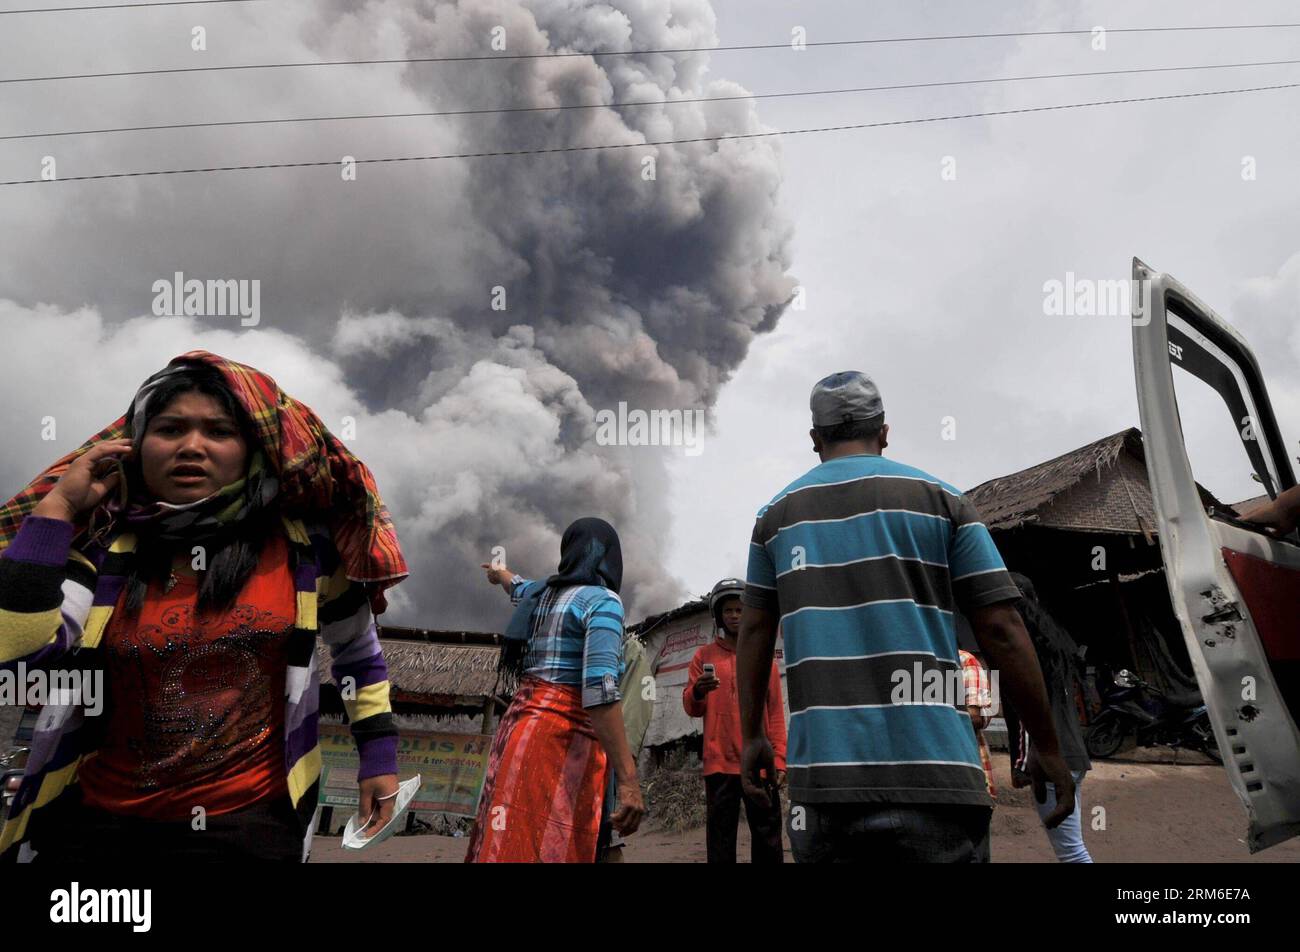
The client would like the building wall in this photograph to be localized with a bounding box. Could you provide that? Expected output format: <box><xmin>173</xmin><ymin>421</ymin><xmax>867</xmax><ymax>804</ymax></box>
<box><xmin>640</xmin><ymin>607</ymin><xmax>789</xmax><ymax>748</ymax></box>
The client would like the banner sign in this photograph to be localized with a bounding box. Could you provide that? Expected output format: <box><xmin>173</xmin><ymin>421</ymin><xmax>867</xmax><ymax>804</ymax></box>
<box><xmin>318</xmin><ymin>723</ymin><xmax>491</xmax><ymax>817</ymax></box>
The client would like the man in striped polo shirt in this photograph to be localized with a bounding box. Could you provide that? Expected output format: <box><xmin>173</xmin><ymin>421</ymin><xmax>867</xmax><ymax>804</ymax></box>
<box><xmin>736</xmin><ymin>371</ymin><xmax>1074</xmax><ymax>862</ymax></box>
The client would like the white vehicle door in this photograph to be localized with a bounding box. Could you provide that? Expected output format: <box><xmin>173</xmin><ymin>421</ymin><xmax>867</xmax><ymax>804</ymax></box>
<box><xmin>1132</xmin><ymin>256</ymin><xmax>1300</xmax><ymax>851</ymax></box>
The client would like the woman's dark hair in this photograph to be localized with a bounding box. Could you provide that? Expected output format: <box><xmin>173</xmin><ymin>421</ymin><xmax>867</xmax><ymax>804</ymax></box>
<box><xmin>1007</xmin><ymin>571</ymin><xmax>1082</xmax><ymax>684</ymax></box>
<box><xmin>121</xmin><ymin>365</ymin><xmax>278</xmax><ymax>619</ymax></box>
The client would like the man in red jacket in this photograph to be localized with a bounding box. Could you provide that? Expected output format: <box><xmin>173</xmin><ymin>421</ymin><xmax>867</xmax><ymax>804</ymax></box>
<box><xmin>684</xmin><ymin>578</ymin><xmax>787</xmax><ymax>862</ymax></box>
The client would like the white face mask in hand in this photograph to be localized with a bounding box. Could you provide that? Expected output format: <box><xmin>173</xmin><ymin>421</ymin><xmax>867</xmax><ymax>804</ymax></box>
<box><xmin>342</xmin><ymin>774</ymin><xmax>423</xmax><ymax>850</ymax></box>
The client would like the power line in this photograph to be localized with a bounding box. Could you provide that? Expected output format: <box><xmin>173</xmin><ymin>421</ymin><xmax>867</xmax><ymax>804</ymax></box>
<box><xmin>0</xmin><ymin>0</ymin><xmax>259</xmax><ymax>13</ymax></box>
<box><xmin>5</xmin><ymin>81</ymin><xmax>1295</xmax><ymax>187</ymax></box>
<box><xmin>6</xmin><ymin>56</ymin><xmax>1300</xmax><ymax>142</ymax></box>
<box><xmin>4</xmin><ymin>22</ymin><xmax>1300</xmax><ymax>84</ymax></box>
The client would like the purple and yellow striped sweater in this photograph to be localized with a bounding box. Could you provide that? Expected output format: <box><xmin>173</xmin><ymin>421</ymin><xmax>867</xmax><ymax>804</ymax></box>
<box><xmin>0</xmin><ymin>513</ymin><xmax>399</xmax><ymax>862</ymax></box>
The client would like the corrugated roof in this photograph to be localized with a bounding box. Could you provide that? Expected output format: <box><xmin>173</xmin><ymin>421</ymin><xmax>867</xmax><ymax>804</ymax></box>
<box><xmin>628</xmin><ymin>596</ymin><xmax>709</xmax><ymax>636</ymax></box>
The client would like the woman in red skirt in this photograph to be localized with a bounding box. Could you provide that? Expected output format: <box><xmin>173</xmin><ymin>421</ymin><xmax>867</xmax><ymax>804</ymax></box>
<box><xmin>467</xmin><ymin>518</ymin><xmax>645</xmax><ymax>862</ymax></box>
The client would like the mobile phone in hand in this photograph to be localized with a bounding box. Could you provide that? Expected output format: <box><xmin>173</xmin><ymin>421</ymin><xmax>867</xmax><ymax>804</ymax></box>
<box><xmin>702</xmin><ymin>663</ymin><xmax>715</xmax><ymax>679</ymax></box>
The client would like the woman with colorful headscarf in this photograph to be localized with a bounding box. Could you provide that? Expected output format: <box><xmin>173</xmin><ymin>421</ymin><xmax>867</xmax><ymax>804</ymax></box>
<box><xmin>0</xmin><ymin>351</ymin><xmax>408</xmax><ymax>862</ymax></box>
<box><xmin>468</xmin><ymin>518</ymin><xmax>646</xmax><ymax>862</ymax></box>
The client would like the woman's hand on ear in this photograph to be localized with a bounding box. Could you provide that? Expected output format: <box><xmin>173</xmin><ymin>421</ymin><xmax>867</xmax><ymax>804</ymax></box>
<box><xmin>34</xmin><ymin>439</ymin><xmax>134</xmax><ymax>522</ymax></box>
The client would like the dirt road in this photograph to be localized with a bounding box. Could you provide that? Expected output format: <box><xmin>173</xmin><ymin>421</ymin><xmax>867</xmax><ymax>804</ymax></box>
<box><xmin>312</xmin><ymin>752</ymin><xmax>1300</xmax><ymax>863</ymax></box>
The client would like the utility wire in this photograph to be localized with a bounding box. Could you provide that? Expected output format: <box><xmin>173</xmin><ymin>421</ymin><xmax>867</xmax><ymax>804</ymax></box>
<box><xmin>4</xmin><ymin>22</ymin><xmax>1300</xmax><ymax>84</ymax></box>
<box><xmin>5</xmin><ymin>81</ymin><xmax>1295</xmax><ymax>187</ymax></box>
<box><xmin>0</xmin><ymin>0</ymin><xmax>259</xmax><ymax>14</ymax></box>
<box><xmin>6</xmin><ymin>56</ymin><xmax>1300</xmax><ymax>142</ymax></box>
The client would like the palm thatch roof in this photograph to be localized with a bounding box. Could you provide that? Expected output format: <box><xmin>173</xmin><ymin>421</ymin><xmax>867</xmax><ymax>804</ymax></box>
<box><xmin>965</xmin><ymin>427</ymin><xmax>1227</xmax><ymax>535</ymax></box>
<box><xmin>316</xmin><ymin>633</ymin><xmax>503</xmax><ymax>702</ymax></box>
<box><xmin>966</xmin><ymin>428</ymin><xmax>1149</xmax><ymax>533</ymax></box>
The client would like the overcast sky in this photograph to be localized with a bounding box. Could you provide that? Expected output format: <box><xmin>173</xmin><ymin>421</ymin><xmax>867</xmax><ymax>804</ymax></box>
<box><xmin>670</xmin><ymin>0</ymin><xmax>1300</xmax><ymax>598</ymax></box>
<box><xmin>2</xmin><ymin>0</ymin><xmax>1298</xmax><ymax>627</ymax></box>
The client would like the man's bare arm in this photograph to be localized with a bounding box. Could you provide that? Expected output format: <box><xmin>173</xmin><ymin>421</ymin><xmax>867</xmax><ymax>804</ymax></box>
<box><xmin>969</xmin><ymin>600</ymin><xmax>1075</xmax><ymax>828</ymax></box>
<box><xmin>737</xmin><ymin>602</ymin><xmax>781</xmax><ymax>804</ymax></box>
<box><xmin>1241</xmin><ymin>484</ymin><xmax>1300</xmax><ymax>537</ymax></box>
<box><xmin>737</xmin><ymin>602</ymin><xmax>779</xmax><ymax>741</ymax></box>
<box><xmin>970</xmin><ymin>602</ymin><xmax>1059</xmax><ymax>756</ymax></box>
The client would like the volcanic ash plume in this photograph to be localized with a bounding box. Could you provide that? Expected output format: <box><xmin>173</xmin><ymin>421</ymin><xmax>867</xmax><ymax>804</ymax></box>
<box><xmin>0</xmin><ymin>0</ymin><xmax>797</xmax><ymax>627</ymax></box>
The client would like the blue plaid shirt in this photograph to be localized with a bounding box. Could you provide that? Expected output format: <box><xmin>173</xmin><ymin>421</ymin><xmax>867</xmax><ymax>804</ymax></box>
<box><xmin>510</xmin><ymin>576</ymin><xmax>625</xmax><ymax>708</ymax></box>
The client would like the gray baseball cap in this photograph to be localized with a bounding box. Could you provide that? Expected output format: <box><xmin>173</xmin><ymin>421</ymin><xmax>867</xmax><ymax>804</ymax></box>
<box><xmin>810</xmin><ymin>371</ymin><xmax>884</xmax><ymax>427</ymax></box>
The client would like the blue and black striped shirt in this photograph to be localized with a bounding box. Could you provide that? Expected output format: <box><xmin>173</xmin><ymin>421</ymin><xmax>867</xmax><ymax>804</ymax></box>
<box><xmin>744</xmin><ymin>454</ymin><xmax>1019</xmax><ymax>807</ymax></box>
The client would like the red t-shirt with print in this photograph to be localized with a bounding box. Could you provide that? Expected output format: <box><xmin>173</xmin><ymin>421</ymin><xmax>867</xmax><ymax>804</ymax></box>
<box><xmin>79</xmin><ymin>533</ymin><xmax>295</xmax><ymax>820</ymax></box>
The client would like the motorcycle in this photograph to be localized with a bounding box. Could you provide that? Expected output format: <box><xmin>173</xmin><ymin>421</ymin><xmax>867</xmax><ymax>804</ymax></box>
<box><xmin>1085</xmin><ymin>669</ymin><xmax>1221</xmax><ymax>763</ymax></box>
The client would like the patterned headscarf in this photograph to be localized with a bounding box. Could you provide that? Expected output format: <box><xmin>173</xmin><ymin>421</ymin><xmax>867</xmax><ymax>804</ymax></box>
<box><xmin>0</xmin><ymin>350</ymin><xmax>408</xmax><ymax>612</ymax></box>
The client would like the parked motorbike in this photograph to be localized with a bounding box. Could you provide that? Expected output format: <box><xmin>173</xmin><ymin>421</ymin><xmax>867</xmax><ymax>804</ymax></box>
<box><xmin>1085</xmin><ymin>669</ymin><xmax>1221</xmax><ymax>762</ymax></box>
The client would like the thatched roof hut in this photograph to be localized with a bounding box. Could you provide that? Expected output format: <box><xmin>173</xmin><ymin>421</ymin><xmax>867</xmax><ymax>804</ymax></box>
<box><xmin>968</xmin><ymin>428</ymin><xmax>1156</xmax><ymax>536</ymax></box>
<box><xmin>316</xmin><ymin>627</ymin><xmax>506</xmax><ymax>717</ymax></box>
<box><xmin>967</xmin><ymin>427</ymin><xmax>1233</xmax><ymax>533</ymax></box>
<box><xmin>964</xmin><ymin>427</ymin><xmax>1214</xmax><ymax>696</ymax></box>
<box><xmin>964</xmin><ymin>426</ymin><xmax>1232</xmax><ymax>573</ymax></box>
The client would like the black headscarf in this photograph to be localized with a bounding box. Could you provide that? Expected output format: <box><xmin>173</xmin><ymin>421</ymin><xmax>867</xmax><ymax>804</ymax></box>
<box><xmin>547</xmin><ymin>517</ymin><xmax>623</xmax><ymax>593</ymax></box>
<box><xmin>499</xmin><ymin>518</ymin><xmax>623</xmax><ymax>679</ymax></box>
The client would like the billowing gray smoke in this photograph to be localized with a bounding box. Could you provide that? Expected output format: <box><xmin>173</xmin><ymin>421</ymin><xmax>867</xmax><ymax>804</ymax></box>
<box><xmin>0</xmin><ymin>0</ymin><xmax>796</xmax><ymax>627</ymax></box>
